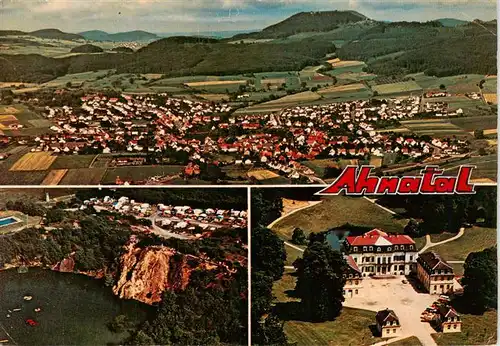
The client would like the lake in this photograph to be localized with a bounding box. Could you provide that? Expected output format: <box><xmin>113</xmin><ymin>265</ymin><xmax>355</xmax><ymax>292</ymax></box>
<box><xmin>325</xmin><ymin>229</ymin><xmax>350</xmax><ymax>251</ymax></box>
<box><xmin>0</xmin><ymin>268</ymin><xmax>150</xmax><ymax>345</ymax></box>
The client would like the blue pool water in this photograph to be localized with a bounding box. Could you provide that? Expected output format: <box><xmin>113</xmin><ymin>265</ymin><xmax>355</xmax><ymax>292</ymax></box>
<box><xmin>0</xmin><ymin>217</ymin><xmax>19</xmax><ymax>227</ymax></box>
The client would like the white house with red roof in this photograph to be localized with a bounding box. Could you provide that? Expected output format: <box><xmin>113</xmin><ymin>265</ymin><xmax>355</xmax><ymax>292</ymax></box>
<box><xmin>344</xmin><ymin>229</ymin><xmax>418</xmax><ymax>276</ymax></box>
<box><xmin>343</xmin><ymin>255</ymin><xmax>363</xmax><ymax>299</ymax></box>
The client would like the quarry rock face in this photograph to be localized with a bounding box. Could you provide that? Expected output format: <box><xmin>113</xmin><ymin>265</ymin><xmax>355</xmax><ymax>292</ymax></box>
<box><xmin>112</xmin><ymin>243</ymin><xmax>194</xmax><ymax>305</ymax></box>
<box><xmin>55</xmin><ymin>257</ymin><xmax>75</xmax><ymax>272</ymax></box>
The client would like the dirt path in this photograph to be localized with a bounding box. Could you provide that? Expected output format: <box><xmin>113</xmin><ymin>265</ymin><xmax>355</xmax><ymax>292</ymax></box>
<box><xmin>418</xmin><ymin>228</ymin><xmax>465</xmax><ymax>254</ymax></box>
<box><xmin>267</xmin><ymin>200</ymin><xmax>323</xmax><ymax>229</ymax></box>
<box><xmin>362</xmin><ymin>197</ymin><xmax>397</xmax><ymax>215</ymax></box>
<box><xmin>267</xmin><ymin>200</ymin><xmax>322</xmax><ymax>254</ymax></box>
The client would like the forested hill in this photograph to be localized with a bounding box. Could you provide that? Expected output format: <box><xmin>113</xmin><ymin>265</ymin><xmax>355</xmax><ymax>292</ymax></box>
<box><xmin>0</xmin><ymin>35</ymin><xmax>335</xmax><ymax>82</ymax></box>
<box><xmin>338</xmin><ymin>21</ymin><xmax>497</xmax><ymax>77</ymax></box>
<box><xmin>29</xmin><ymin>29</ymin><xmax>84</xmax><ymax>40</ymax></box>
<box><xmin>79</xmin><ymin>30</ymin><xmax>159</xmax><ymax>42</ymax></box>
<box><xmin>0</xmin><ymin>29</ymin><xmax>83</xmax><ymax>40</ymax></box>
<box><xmin>231</xmin><ymin>10</ymin><xmax>369</xmax><ymax>39</ymax></box>
<box><xmin>0</xmin><ymin>12</ymin><xmax>496</xmax><ymax>82</ymax></box>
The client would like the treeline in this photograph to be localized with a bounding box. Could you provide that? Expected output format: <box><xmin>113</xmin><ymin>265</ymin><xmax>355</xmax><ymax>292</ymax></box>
<box><xmin>0</xmin><ymin>36</ymin><xmax>335</xmax><ymax>83</ymax></box>
<box><xmin>232</xmin><ymin>10</ymin><xmax>367</xmax><ymax>40</ymax></box>
<box><xmin>128</xmin><ymin>267</ymin><xmax>248</xmax><ymax>345</ymax></box>
<box><xmin>251</xmin><ymin>190</ymin><xmax>288</xmax><ymax>345</ymax></box>
<box><xmin>74</xmin><ymin>188</ymin><xmax>247</xmax><ymax>211</ymax></box>
<box><xmin>338</xmin><ymin>23</ymin><xmax>496</xmax><ymax>77</ymax></box>
<box><xmin>378</xmin><ymin>187</ymin><xmax>496</xmax><ymax>235</ymax></box>
<box><xmin>0</xmin><ymin>215</ymin><xmax>131</xmax><ymax>271</ymax></box>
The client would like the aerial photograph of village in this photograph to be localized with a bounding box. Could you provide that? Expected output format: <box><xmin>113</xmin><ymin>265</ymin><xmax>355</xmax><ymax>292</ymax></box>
<box><xmin>0</xmin><ymin>1</ymin><xmax>496</xmax><ymax>185</ymax></box>
<box><xmin>0</xmin><ymin>188</ymin><xmax>248</xmax><ymax>345</ymax></box>
<box><xmin>252</xmin><ymin>187</ymin><xmax>497</xmax><ymax>346</ymax></box>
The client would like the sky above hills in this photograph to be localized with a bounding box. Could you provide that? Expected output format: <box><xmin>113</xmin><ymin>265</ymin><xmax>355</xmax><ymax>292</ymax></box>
<box><xmin>0</xmin><ymin>0</ymin><xmax>496</xmax><ymax>33</ymax></box>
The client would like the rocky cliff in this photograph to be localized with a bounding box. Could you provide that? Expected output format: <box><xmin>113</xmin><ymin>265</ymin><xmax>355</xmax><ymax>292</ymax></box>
<box><xmin>112</xmin><ymin>241</ymin><xmax>218</xmax><ymax>305</ymax></box>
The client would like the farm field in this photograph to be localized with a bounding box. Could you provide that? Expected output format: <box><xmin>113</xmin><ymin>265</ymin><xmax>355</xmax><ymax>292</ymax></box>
<box><xmin>431</xmin><ymin>227</ymin><xmax>496</xmax><ymax>261</ymax></box>
<box><xmin>41</xmin><ymin>169</ymin><xmax>68</xmax><ymax>185</ymax></box>
<box><xmin>270</xmin><ymin>195</ymin><xmax>408</xmax><ymax>241</ymax></box>
<box><xmin>399</xmin><ymin>119</ymin><xmax>467</xmax><ymax>136</ymax></box>
<box><xmin>235</xmin><ymin>91</ymin><xmax>321</xmax><ymax>114</ymax></box>
<box><xmin>432</xmin><ymin>310</ymin><xmax>497</xmax><ymax>346</ymax></box>
<box><xmin>49</xmin><ymin>155</ymin><xmax>96</xmax><ymax>169</ymax></box>
<box><xmin>185</xmin><ymin>80</ymin><xmax>247</xmax><ymax>87</ymax></box>
<box><xmin>273</xmin><ymin>271</ymin><xmax>375</xmax><ymax>346</ymax></box>
<box><xmin>247</xmin><ymin>169</ymin><xmax>281</xmax><ymax>181</ymax></box>
<box><xmin>482</xmin><ymin>76</ymin><xmax>497</xmax><ymax>93</ymax></box>
<box><xmin>317</xmin><ymin>83</ymin><xmax>372</xmax><ymax>100</ymax></box>
<box><xmin>101</xmin><ymin>165</ymin><xmax>183</xmax><ymax>184</ymax></box>
<box><xmin>483</xmin><ymin>93</ymin><xmax>497</xmax><ymax>104</ymax></box>
<box><xmin>58</xmin><ymin>168</ymin><xmax>107</xmax><ymax>185</ymax></box>
<box><xmin>10</xmin><ymin>152</ymin><xmax>56</xmax><ymax>171</ymax></box>
<box><xmin>372</xmin><ymin>80</ymin><xmax>422</xmax><ymax>96</ymax></box>
<box><xmin>0</xmin><ymin>104</ymin><xmax>49</xmax><ymax>129</ymax></box>
<box><xmin>440</xmin><ymin>155</ymin><xmax>497</xmax><ymax>182</ymax></box>
<box><xmin>424</xmin><ymin>95</ymin><xmax>487</xmax><ymax>111</ymax></box>
<box><xmin>449</xmin><ymin>115</ymin><xmax>497</xmax><ymax>131</ymax></box>
<box><xmin>196</xmin><ymin>93</ymin><xmax>229</xmax><ymax>102</ymax></box>
<box><xmin>410</xmin><ymin>73</ymin><xmax>485</xmax><ymax>93</ymax></box>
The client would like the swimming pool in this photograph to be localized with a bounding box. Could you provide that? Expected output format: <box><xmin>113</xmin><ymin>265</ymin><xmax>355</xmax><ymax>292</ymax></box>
<box><xmin>0</xmin><ymin>216</ymin><xmax>20</xmax><ymax>227</ymax></box>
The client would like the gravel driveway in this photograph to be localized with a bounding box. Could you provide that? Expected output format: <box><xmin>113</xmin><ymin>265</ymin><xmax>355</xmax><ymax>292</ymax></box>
<box><xmin>343</xmin><ymin>277</ymin><xmax>438</xmax><ymax>346</ymax></box>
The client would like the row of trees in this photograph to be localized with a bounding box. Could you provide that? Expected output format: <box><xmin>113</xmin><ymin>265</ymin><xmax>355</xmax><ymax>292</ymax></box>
<box><xmin>381</xmin><ymin>188</ymin><xmax>496</xmax><ymax>237</ymax></box>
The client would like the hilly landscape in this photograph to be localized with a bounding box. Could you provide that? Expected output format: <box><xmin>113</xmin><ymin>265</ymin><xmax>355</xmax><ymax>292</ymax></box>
<box><xmin>231</xmin><ymin>10</ymin><xmax>369</xmax><ymax>39</ymax></box>
<box><xmin>0</xmin><ymin>11</ymin><xmax>496</xmax><ymax>83</ymax></box>
<box><xmin>78</xmin><ymin>30</ymin><xmax>159</xmax><ymax>42</ymax></box>
<box><xmin>0</xmin><ymin>28</ymin><xmax>84</xmax><ymax>40</ymax></box>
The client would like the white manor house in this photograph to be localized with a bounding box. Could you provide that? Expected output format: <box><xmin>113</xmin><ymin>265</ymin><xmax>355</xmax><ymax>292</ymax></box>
<box><xmin>343</xmin><ymin>229</ymin><xmax>418</xmax><ymax>276</ymax></box>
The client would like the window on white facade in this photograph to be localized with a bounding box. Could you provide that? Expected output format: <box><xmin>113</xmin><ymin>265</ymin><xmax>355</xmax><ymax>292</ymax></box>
<box><xmin>377</xmin><ymin>247</ymin><xmax>381</xmax><ymax>252</ymax></box>
<box><xmin>388</xmin><ymin>247</ymin><xmax>391</xmax><ymax>251</ymax></box>
<box><xmin>369</xmin><ymin>246</ymin><xmax>373</xmax><ymax>251</ymax></box>
<box><xmin>354</xmin><ymin>247</ymin><xmax>358</xmax><ymax>252</ymax></box>
<box><xmin>395</xmin><ymin>245</ymin><xmax>398</xmax><ymax>250</ymax></box>
<box><xmin>410</xmin><ymin>245</ymin><xmax>413</xmax><ymax>250</ymax></box>
<box><xmin>363</xmin><ymin>246</ymin><xmax>367</xmax><ymax>251</ymax></box>
<box><xmin>401</xmin><ymin>245</ymin><xmax>404</xmax><ymax>250</ymax></box>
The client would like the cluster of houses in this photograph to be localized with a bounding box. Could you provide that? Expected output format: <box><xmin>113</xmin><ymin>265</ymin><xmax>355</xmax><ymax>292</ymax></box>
<box><xmin>341</xmin><ymin>229</ymin><xmax>463</xmax><ymax>336</ymax></box>
<box><xmin>18</xmin><ymin>93</ymin><xmax>469</xmax><ymax>181</ymax></box>
<box><xmin>81</xmin><ymin>196</ymin><xmax>247</xmax><ymax>231</ymax></box>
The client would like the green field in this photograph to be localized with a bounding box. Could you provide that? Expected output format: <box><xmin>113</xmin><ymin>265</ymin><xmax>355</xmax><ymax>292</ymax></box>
<box><xmin>399</xmin><ymin>119</ymin><xmax>467</xmax><ymax>136</ymax></box>
<box><xmin>431</xmin><ymin>227</ymin><xmax>496</xmax><ymax>261</ymax></box>
<box><xmin>482</xmin><ymin>77</ymin><xmax>497</xmax><ymax>93</ymax></box>
<box><xmin>59</xmin><ymin>168</ymin><xmax>107</xmax><ymax>185</ymax></box>
<box><xmin>270</xmin><ymin>195</ymin><xmax>408</xmax><ymax>241</ymax></box>
<box><xmin>432</xmin><ymin>310</ymin><xmax>497</xmax><ymax>346</ymax></box>
<box><xmin>235</xmin><ymin>91</ymin><xmax>322</xmax><ymax>114</ymax></box>
<box><xmin>449</xmin><ymin>115</ymin><xmax>497</xmax><ymax>131</ymax></box>
<box><xmin>430</xmin><ymin>232</ymin><xmax>456</xmax><ymax>243</ymax></box>
<box><xmin>372</xmin><ymin>80</ymin><xmax>422</xmax><ymax>96</ymax></box>
<box><xmin>441</xmin><ymin>155</ymin><xmax>497</xmax><ymax>181</ymax></box>
<box><xmin>49</xmin><ymin>155</ymin><xmax>96</xmax><ymax>169</ymax></box>
<box><xmin>273</xmin><ymin>270</ymin><xmax>376</xmax><ymax>346</ymax></box>
<box><xmin>410</xmin><ymin>73</ymin><xmax>485</xmax><ymax>93</ymax></box>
